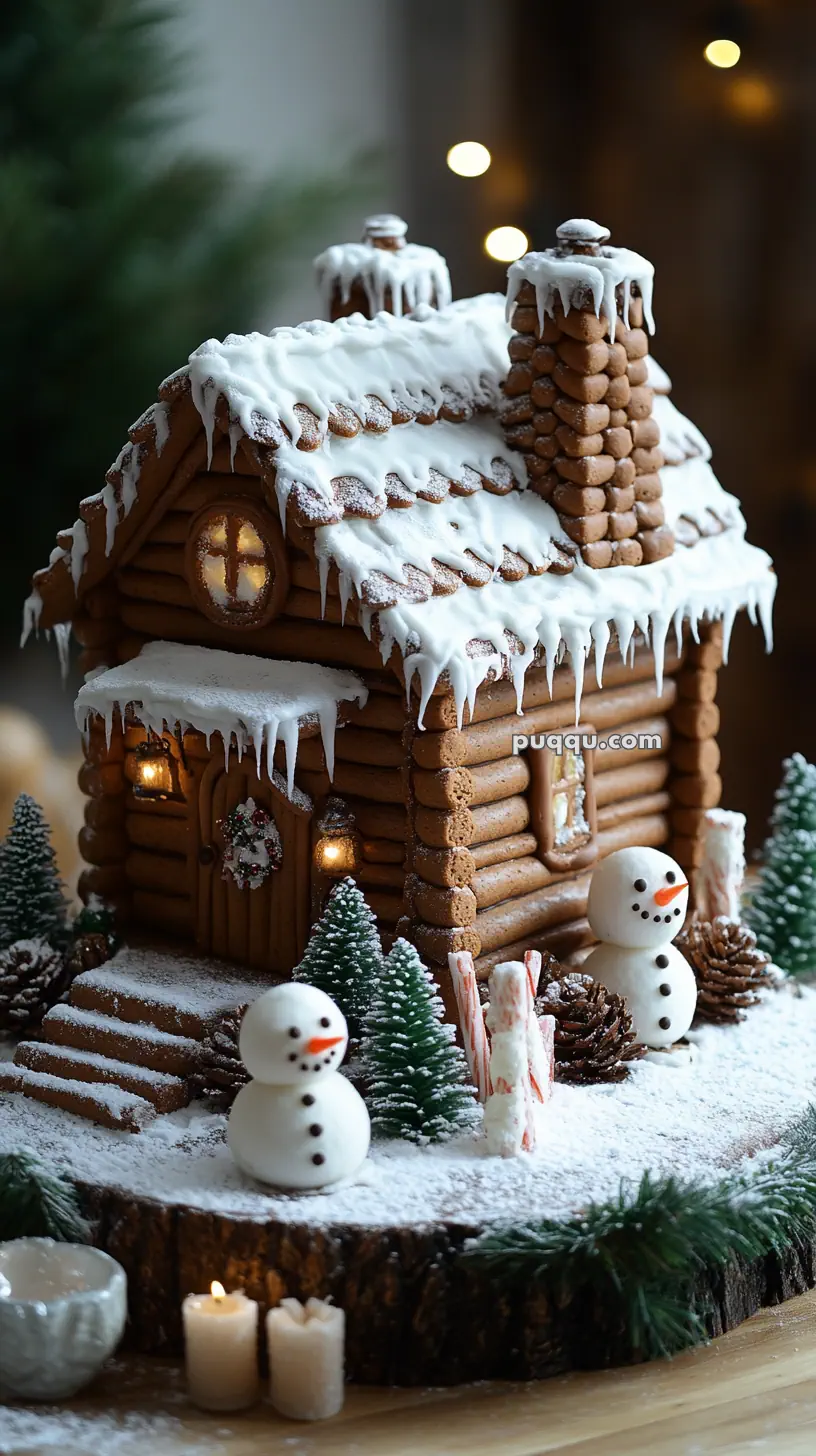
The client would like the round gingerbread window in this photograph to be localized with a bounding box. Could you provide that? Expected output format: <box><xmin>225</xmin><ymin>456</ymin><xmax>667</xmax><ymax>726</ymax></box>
<box><xmin>186</xmin><ymin>502</ymin><xmax>287</xmax><ymax>628</ymax></box>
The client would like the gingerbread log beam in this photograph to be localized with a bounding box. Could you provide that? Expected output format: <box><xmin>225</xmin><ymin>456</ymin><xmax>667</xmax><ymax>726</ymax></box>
<box><xmin>411</xmin><ymin>844</ymin><xmax>476</xmax><ymax>889</ymax></box>
<box><xmin>413</xmin><ymin>804</ymin><xmax>475</xmax><ymax>849</ymax></box>
<box><xmin>78</xmin><ymin>866</ymin><xmax>129</xmax><ymax>905</ymax></box>
<box><xmin>670</xmin><ymin>737</ymin><xmax>721</xmax><ymax>775</ymax></box>
<box><xmin>408</xmin><ymin>877</ymin><xmax>478</xmax><ymax>929</ymax></box>
<box><xmin>127</xmin><ymin>542</ymin><xmax>188</xmax><ymax>578</ymax></box>
<box><xmin>356</xmin><ymin>862</ymin><xmax>405</xmax><ymax>891</ymax></box>
<box><xmin>343</xmin><ymin>694</ymin><xmax>409</xmax><ymax>733</ymax></box>
<box><xmin>362</xmin><ymin>838</ymin><xmax>406</xmax><ymax>865</ymax></box>
<box><xmin>470</xmin><ymin>832</ymin><xmax>538</xmax><ymax>871</ymax></box>
<box><xmin>131</xmin><ymin>889</ymin><xmax>192</xmax><ymax>935</ymax></box>
<box><xmin>125</xmin><ymin>850</ymin><xmax>189</xmax><ymax>897</ymax></box>
<box><xmin>117</xmin><ymin>568</ymin><xmax>196</xmax><ymax>610</ymax></box>
<box><xmin>347</xmin><ymin>801</ymin><xmax>407</xmax><ymax>841</ymax></box>
<box><xmin>593</xmin><ymin>717</ymin><xmax>669</xmax><ymax>771</ymax></box>
<box><xmin>417</xmin><ymin>645</ymin><xmax>682</xmax><ymax>732</ymax></box>
<box><xmin>404</xmin><ymin>921</ymin><xmax>481</xmax><ymax>964</ymax></box>
<box><xmin>142</xmin><ymin>513</ymin><xmax>191</xmax><ymax>549</ymax></box>
<box><xmin>78</xmin><ymin>762</ymin><xmax>125</xmax><ymax>798</ymax></box>
<box><xmin>668</xmin><ymin>621</ymin><xmax>723</xmax><ymax>880</ymax></box>
<box><xmin>296</xmin><ymin>727</ymin><xmax>404</xmax><ymax>771</ymax></box>
<box><xmin>475</xmin><ymin>916</ymin><xmax>594</xmax><ymax>977</ymax></box>
<box><xmin>117</xmin><ymin>599</ymin><xmax>387</xmax><ymax>672</ymax></box>
<box><xmin>594</xmin><ymin>758</ymin><xmax>669</xmax><ymax>807</ymax></box>
<box><xmin>125</xmin><ymin>814</ymin><xmax>190</xmax><ymax>856</ymax></box>
<box><xmin>596</xmin><ymin>790</ymin><xmax>672</xmax><ymax>832</ymax></box>
<box><xmin>474</xmin><ymin>874</ymin><xmax>593</xmax><ymax>955</ymax></box>
<box><xmin>686</xmin><ymin>621</ymin><xmax>724</xmax><ymax>671</ymax></box>
<box><xmin>597</xmin><ymin>812</ymin><xmax>670</xmax><ymax>856</ymax></box>
<box><xmin>363</xmin><ymin>890</ymin><xmax>404</xmax><ymax>925</ymax></box>
<box><xmin>412</xmin><ymin>677</ymin><xmax>678</xmax><ymax>770</ymax></box>
<box><xmin>671</xmin><ymin>700</ymin><xmax>720</xmax><ymax>740</ymax></box>
<box><xmin>84</xmin><ymin>797</ymin><xmax>125</xmax><ymax>831</ymax></box>
<box><xmin>78</xmin><ymin>826</ymin><xmax>129</xmax><ymax>866</ymax></box>
<box><xmin>472</xmin><ymin>856</ymin><xmax>553</xmax><ymax>910</ymax></box>
<box><xmin>412</xmin><ymin>758</ymin><xmax>531</xmax><ymax>811</ymax></box>
<box><xmin>73</xmin><ymin>613</ymin><xmax>121</xmax><ymax>649</ymax></box>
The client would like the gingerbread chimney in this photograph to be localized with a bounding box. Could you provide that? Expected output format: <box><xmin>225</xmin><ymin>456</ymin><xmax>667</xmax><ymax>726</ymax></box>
<box><xmin>314</xmin><ymin>215</ymin><xmax>452</xmax><ymax>322</ymax></box>
<box><xmin>502</xmin><ymin>219</ymin><xmax>674</xmax><ymax>569</ymax></box>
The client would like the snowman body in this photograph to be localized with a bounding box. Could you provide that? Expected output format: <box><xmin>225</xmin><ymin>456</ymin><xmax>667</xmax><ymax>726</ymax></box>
<box><xmin>584</xmin><ymin>846</ymin><xmax>696</xmax><ymax>1049</ymax></box>
<box><xmin>227</xmin><ymin>982</ymin><xmax>371</xmax><ymax>1191</ymax></box>
<box><xmin>228</xmin><ymin>1074</ymin><xmax>370</xmax><ymax>1190</ymax></box>
<box><xmin>582</xmin><ymin>941</ymin><xmax>697</xmax><ymax>1049</ymax></box>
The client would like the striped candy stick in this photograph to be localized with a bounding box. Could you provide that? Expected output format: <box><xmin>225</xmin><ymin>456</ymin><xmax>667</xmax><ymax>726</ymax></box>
<box><xmin>448</xmin><ymin>950</ymin><xmax>491</xmax><ymax>1102</ymax></box>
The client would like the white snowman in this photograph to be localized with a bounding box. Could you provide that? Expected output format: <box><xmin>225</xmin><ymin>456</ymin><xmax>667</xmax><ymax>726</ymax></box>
<box><xmin>227</xmin><ymin>983</ymin><xmax>370</xmax><ymax>1190</ymax></box>
<box><xmin>582</xmin><ymin>847</ymin><xmax>696</xmax><ymax>1049</ymax></box>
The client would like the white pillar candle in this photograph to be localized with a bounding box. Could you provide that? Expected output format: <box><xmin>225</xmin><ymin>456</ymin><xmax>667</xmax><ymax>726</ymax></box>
<box><xmin>266</xmin><ymin>1296</ymin><xmax>345</xmax><ymax>1420</ymax></box>
<box><xmin>182</xmin><ymin>1282</ymin><xmax>259</xmax><ymax>1411</ymax></box>
<box><xmin>697</xmin><ymin>808</ymin><xmax>746</xmax><ymax>921</ymax></box>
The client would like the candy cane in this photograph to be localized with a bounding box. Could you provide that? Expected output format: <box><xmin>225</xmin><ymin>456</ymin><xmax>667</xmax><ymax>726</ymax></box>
<box><xmin>697</xmin><ymin>808</ymin><xmax>746</xmax><ymax>922</ymax></box>
<box><xmin>484</xmin><ymin>961</ymin><xmax>535</xmax><ymax>1156</ymax></box>
<box><xmin>448</xmin><ymin>951</ymin><xmax>491</xmax><ymax>1102</ymax></box>
<box><xmin>523</xmin><ymin>949</ymin><xmax>553</xmax><ymax>1104</ymax></box>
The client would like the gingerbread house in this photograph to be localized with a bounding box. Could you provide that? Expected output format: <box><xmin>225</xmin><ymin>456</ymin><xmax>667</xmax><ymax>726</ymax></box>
<box><xmin>23</xmin><ymin>217</ymin><xmax>775</xmax><ymax>1018</ymax></box>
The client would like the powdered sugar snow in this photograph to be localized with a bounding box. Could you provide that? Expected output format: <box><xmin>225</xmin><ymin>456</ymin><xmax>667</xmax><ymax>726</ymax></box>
<box><xmin>1</xmin><ymin>985</ymin><xmax>814</xmax><ymax>1228</ymax></box>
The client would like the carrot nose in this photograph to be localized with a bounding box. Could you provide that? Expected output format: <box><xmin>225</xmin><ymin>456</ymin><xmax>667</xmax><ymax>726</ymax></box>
<box><xmin>653</xmin><ymin>881</ymin><xmax>688</xmax><ymax>906</ymax></box>
<box><xmin>305</xmin><ymin>1034</ymin><xmax>343</xmax><ymax>1055</ymax></box>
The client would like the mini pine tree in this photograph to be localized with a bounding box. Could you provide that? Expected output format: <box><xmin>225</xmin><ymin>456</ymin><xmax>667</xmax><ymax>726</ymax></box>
<box><xmin>768</xmin><ymin>753</ymin><xmax>816</xmax><ymax>835</ymax></box>
<box><xmin>293</xmin><ymin>878</ymin><xmax>382</xmax><ymax>1040</ymax></box>
<box><xmin>0</xmin><ymin>1151</ymin><xmax>89</xmax><ymax>1242</ymax></box>
<box><xmin>747</xmin><ymin>827</ymin><xmax>816</xmax><ymax>975</ymax></box>
<box><xmin>73</xmin><ymin>894</ymin><xmax>119</xmax><ymax>954</ymax></box>
<box><xmin>0</xmin><ymin>794</ymin><xmax>70</xmax><ymax>951</ymax></box>
<box><xmin>362</xmin><ymin>938</ymin><xmax>477</xmax><ymax>1144</ymax></box>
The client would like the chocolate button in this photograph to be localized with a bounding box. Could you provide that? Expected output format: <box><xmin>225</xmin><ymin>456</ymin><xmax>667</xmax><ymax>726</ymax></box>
<box><xmin>309</xmin><ymin>1124</ymin><xmax>323</xmax><ymax>1137</ymax></box>
<box><xmin>302</xmin><ymin>1094</ymin><xmax>315</xmax><ymax>1107</ymax></box>
<box><xmin>659</xmin><ymin>983</ymin><xmax>671</xmax><ymax>996</ymax></box>
<box><xmin>656</xmin><ymin>954</ymin><xmax>669</xmax><ymax>968</ymax></box>
<box><xmin>659</xmin><ymin>1016</ymin><xmax>671</xmax><ymax>1030</ymax></box>
<box><xmin>312</xmin><ymin>1153</ymin><xmax>325</xmax><ymax>1166</ymax></box>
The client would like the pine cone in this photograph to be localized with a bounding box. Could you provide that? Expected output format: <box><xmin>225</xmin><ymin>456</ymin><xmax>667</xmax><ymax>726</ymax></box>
<box><xmin>190</xmin><ymin>1007</ymin><xmax>250</xmax><ymax>1110</ymax></box>
<box><xmin>0</xmin><ymin>939</ymin><xmax>70</xmax><ymax>1033</ymax></box>
<box><xmin>535</xmin><ymin>973</ymin><xmax>645</xmax><ymax>1083</ymax></box>
<box><xmin>478</xmin><ymin>949</ymin><xmax>565</xmax><ymax>1007</ymax></box>
<box><xmin>65</xmin><ymin>932</ymin><xmax>111</xmax><ymax>978</ymax></box>
<box><xmin>676</xmin><ymin>917</ymin><xmax>772</xmax><ymax>1024</ymax></box>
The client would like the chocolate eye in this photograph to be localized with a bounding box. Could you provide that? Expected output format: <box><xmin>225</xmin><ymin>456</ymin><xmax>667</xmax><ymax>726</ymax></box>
<box><xmin>666</xmin><ymin>871</ymin><xmax>676</xmax><ymax>884</ymax></box>
<box><xmin>289</xmin><ymin>1027</ymin><xmax>301</xmax><ymax>1038</ymax></box>
<box><xmin>634</xmin><ymin>878</ymin><xmax>646</xmax><ymax>893</ymax></box>
<box><xmin>319</xmin><ymin>1016</ymin><xmax>330</xmax><ymax>1028</ymax></box>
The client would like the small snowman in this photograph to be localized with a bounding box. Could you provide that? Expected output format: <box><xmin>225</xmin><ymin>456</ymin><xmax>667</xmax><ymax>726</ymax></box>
<box><xmin>582</xmin><ymin>847</ymin><xmax>695</xmax><ymax>1049</ymax></box>
<box><xmin>228</xmin><ymin>983</ymin><xmax>370</xmax><ymax>1190</ymax></box>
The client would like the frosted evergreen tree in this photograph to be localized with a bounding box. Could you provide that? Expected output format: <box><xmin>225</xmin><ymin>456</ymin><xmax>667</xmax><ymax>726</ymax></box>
<box><xmin>0</xmin><ymin>794</ymin><xmax>70</xmax><ymax>951</ymax></box>
<box><xmin>747</xmin><ymin>827</ymin><xmax>816</xmax><ymax>975</ymax></box>
<box><xmin>362</xmin><ymin>938</ymin><xmax>477</xmax><ymax>1144</ymax></box>
<box><xmin>747</xmin><ymin>756</ymin><xmax>816</xmax><ymax>974</ymax></box>
<box><xmin>292</xmin><ymin>877</ymin><xmax>382</xmax><ymax>1040</ymax></box>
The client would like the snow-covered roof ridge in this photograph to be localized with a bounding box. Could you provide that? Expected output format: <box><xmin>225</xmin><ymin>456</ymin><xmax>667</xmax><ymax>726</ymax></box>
<box><xmin>187</xmin><ymin>295</ymin><xmax>512</xmax><ymax>461</ymax></box>
<box><xmin>75</xmin><ymin>643</ymin><xmax>368</xmax><ymax>801</ymax></box>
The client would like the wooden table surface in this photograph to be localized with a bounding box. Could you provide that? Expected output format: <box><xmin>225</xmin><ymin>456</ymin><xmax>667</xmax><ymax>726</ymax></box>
<box><xmin>3</xmin><ymin>1290</ymin><xmax>816</xmax><ymax>1456</ymax></box>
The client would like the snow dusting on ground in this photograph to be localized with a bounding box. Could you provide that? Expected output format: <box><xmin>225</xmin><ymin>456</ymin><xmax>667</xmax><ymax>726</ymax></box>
<box><xmin>1</xmin><ymin>984</ymin><xmax>814</xmax><ymax>1229</ymax></box>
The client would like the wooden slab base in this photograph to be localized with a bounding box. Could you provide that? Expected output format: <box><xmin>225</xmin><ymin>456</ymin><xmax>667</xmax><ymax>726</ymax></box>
<box><xmin>76</xmin><ymin>1179</ymin><xmax>816</xmax><ymax>1385</ymax></box>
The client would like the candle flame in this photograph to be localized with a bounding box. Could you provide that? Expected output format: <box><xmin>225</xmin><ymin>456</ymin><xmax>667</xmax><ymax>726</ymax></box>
<box><xmin>211</xmin><ymin>1281</ymin><xmax>226</xmax><ymax>1301</ymax></box>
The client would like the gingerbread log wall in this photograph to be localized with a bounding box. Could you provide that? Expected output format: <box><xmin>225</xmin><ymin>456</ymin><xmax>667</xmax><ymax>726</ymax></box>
<box><xmin>667</xmin><ymin>620</ymin><xmax>724</xmax><ymax>878</ymax></box>
<box><xmin>402</xmin><ymin>644</ymin><xmax>684</xmax><ymax>989</ymax></box>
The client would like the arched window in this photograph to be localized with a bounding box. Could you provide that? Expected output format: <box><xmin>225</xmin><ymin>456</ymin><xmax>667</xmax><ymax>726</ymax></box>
<box><xmin>186</xmin><ymin>502</ymin><xmax>288</xmax><ymax>627</ymax></box>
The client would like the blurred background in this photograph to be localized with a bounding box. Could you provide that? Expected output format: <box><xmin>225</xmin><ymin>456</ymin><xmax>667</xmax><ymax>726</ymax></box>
<box><xmin>1</xmin><ymin>0</ymin><xmax>812</xmax><ymax>882</ymax></box>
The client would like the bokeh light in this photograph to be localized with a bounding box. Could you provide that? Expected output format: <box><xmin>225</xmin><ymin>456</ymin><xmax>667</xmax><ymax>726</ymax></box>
<box><xmin>704</xmin><ymin>39</ymin><xmax>741</xmax><ymax>69</ymax></box>
<box><xmin>446</xmin><ymin>141</ymin><xmax>492</xmax><ymax>177</ymax></box>
<box><xmin>484</xmin><ymin>226</ymin><xmax>529</xmax><ymax>262</ymax></box>
<box><xmin>728</xmin><ymin>76</ymin><xmax>776</xmax><ymax>120</ymax></box>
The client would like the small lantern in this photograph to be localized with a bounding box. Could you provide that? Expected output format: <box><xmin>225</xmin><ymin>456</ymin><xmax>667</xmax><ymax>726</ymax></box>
<box><xmin>312</xmin><ymin>797</ymin><xmax>361</xmax><ymax>878</ymax></box>
<box><xmin>132</xmin><ymin>735</ymin><xmax>184</xmax><ymax>802</ymax></box>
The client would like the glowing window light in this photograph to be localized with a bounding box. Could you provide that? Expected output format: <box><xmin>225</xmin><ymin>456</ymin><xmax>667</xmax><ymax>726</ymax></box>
<box><xmin>446</xmin><ymin>141</ymin><xmax>492</xmax><ymax>177</ymax></box>
<box><xmin>704</xmin><ymin>38</ymin><xmax>741</xmax><ymax>68</ymax></box>
<box><xmin>484</xmin><ymin>226</ymin><xmax>529</xmax><ymax>263</ymax></box>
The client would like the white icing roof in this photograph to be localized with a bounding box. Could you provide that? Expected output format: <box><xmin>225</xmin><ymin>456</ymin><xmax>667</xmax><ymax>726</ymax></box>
<box><xmin>75</xmin><ymin>643</ymin><xmax>368</xmax><ymax>799</ymax></box>
<box><xmin>188</xmin><ymin>295</ymin><xmax>510</xmax><ymax>458</ymax></box>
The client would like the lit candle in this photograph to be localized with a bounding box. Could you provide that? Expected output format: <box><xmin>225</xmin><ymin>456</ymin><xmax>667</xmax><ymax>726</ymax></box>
<box><xmin>182</xmin><ymin>1281</ymin><xmax>259</xmax><ymax>1411</ymax></box>
<box><xmin>266</xmin><ymin>1297</ymin><xmax>345</xmax><ymax>1421</ymax></box>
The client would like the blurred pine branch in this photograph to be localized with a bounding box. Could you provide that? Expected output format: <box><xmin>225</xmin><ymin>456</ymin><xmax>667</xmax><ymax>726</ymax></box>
<box><xmin>0</xmin><ymin>0</ymin><xmax>375</xmax><ymax>636</ymax></box>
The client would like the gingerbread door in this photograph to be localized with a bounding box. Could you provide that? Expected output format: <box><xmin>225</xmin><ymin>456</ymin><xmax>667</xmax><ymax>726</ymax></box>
<box><xmin>195</xmin><ymin>754</ymin><xmax>312</xmax><ymax>975</ymax></box>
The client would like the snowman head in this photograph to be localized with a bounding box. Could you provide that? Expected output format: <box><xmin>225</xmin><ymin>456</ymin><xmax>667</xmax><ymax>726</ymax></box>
<box><xmin>587</xmin><ymin>847</ymin><xmax>689</xmax><ymax>948</ymax></box>
<box><xmin>238</xmin><ymin>983</ymin><xmax>348</xmax><ymax>1085</ymax></box>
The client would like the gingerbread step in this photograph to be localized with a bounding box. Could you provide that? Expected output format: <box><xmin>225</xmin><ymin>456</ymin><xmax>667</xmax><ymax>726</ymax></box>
<box><xmin>14</xmin><ymin>1041</ymin><xmax>190</xmax><ymax>1113</ymax></box>
<box><xmin>69</xmin><ymin>947</ymin><xmax>271</xmax><ymax>1037</ymax></box>
<box><xmin>0</xmin><ymin>1061</ymin><xmax>156</xmax><ymax>1132</ymax></box>
<box><xmin>40</xmin><ymin>1005</ymin><xmax>200</xmax><ymax>1076</ymax></box>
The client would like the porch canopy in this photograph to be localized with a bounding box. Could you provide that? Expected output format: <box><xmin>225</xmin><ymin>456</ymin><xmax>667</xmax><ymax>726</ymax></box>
<box><xmin>75</xmin><ymin>640</ymin><xmax>368</xmax><ymax>798</ymax></box>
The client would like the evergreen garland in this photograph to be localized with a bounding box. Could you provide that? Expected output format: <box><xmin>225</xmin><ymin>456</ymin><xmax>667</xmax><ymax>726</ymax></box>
<box><xmin>362</xmin><ymin>938</ymin><xmax>477</xmax><ymax>1144</ymax></box>
<box><xmin>463</xmin><ymin>1106</ymin><xmax>816</xmax><ymax>1361</ymax></box>
<box><xmin>293</xmin><ymin>878</ymin><xmax>382</xmax><ymax>1041</ymax></box>
<box><xmin>747</xmin><ymin>754</ymin><xmax>816</xmax><ymax>974</ymax></box>
<box><xmin>0</xmin><ymin>794</ymin><xmax>70</xmax><ymax>951</ymax></box>
<box><xmin>0</xmin><ymin>1151</ymin><xmax>90</xmax><ymax>1243</ymax></box>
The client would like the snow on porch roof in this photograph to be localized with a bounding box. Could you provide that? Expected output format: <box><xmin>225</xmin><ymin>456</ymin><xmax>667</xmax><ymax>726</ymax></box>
<box><xmin>75</xmin><ymin>642</ymin><xmax>368</xmax><ymax>801</ymax></box>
